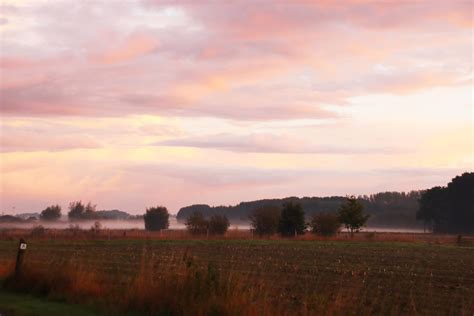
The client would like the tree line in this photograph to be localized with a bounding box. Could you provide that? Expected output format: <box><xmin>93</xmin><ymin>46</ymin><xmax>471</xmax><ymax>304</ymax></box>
<box><xmin>178</xmin><ymin>196</ymin><xmax>370</xmax><ymax>237</ymax></box>
<box><xmin>39</xmin><ymin>201</ymin><xmax>103</xmax><ymax>221</ymax></box>
<box><xmin>106</xmin><ymin>197</ymin><xmax>369</xmax><ymax>237</ymax></box>
<box><xmin>177</xmin><ymin>191</ymin><xmax>423</xmax><ymax>228</ymax></box>
<box><xmin>25</xmin><ymin>172</ymin><xmax>473</xmax><ymax>235</ymax></box>
<box><xmin>37</xmin><ymin>202</ymin><xmax>141</xmax><ymax>221</ymax></box>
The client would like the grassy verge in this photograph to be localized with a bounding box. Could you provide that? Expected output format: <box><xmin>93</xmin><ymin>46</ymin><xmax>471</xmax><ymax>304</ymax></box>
<box><xmin>0</xmin><ymin>289</ymin><xmax>108</xmax><ymax>316</ymax></box>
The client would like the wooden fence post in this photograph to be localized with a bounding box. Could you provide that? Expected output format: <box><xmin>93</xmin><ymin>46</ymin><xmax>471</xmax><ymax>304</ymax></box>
<box><xmin>15</xmin><ymin>238</ymin><xmax>27</xmax><ymax>278</ymax></box>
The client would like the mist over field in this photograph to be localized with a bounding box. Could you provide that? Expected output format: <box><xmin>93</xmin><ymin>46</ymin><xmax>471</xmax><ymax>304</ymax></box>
<box><xmin>0</xmin><ymin>219</ymin><xmax>427</xmax><ymax>233</ymax></box>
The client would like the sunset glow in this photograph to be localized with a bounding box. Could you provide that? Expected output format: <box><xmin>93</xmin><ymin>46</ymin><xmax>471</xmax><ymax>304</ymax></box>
<box><xmin>1</xmin><ymin>1</ymin><xmax>472</xmax><ymax>213</ymax></box>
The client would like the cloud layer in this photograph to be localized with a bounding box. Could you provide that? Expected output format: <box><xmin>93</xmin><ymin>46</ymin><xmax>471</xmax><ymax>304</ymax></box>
<box><xmin>0</xmin><ymin>1</ymin><xmax>472</xmax><ymax>212</ymax></box>
<box><xmin>1</xmin><ymin>1</ymin><xmax>471</xmax><ymax>119</ymax></box>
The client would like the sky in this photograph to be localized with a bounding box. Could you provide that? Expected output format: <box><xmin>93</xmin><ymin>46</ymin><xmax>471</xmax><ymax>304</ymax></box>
<box><xmin>0</xmin><ymin>0</ymin><xmax>473</xmax><ymax>214</ymax></box>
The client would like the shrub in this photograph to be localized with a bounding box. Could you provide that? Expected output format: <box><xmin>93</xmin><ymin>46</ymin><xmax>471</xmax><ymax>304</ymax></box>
<box><xmin>144</xmin><ymin>206</ymin><xmax>169</xmax><ymax>231</ymax></box>
<box><xmin>278</xmin><ymin>201</ymin><xmax>306</xmax><ymax>237</ymax></box>
<box><xmin>185</xmin><ymin>212</ymin><xmax>208</xmax><ymax>235</ymax></box>
<box><xmin>310</xmin><ymin>213</ymin><xmax>340</xmax><ymax>236</ymax></box>
<box><xmin>208</xmin><ymin>215</ymin><xmax>230</xmax><ymax>235</ymax></box>
<box><xmin>40</xmin><ymin>205</ymin><xmax>61</xmax><ymax>221</ymax></box>
<box><xmin>249</xmin><ymin>205</ymin><xmax>281</xmax><ymax>236</ymax></box>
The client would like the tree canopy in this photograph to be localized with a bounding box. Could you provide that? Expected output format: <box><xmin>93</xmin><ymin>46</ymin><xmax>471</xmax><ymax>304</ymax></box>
<box><xmin>278</xmin><ymin>201</ymin><xmax>306</xmax><ymax>237</ymax></box>
<box><xmin>185</xmin><ymin>211</ymin><xmax>208</xmax><ymax>235</ymax></box>
<box><xmin>208</xmin><ymin>214</ymin><xmax>230</xmax><ymax>235</ymax></box>
<box><xmin>40</xmin><ymin>205</ymin><xmax>62</xmax><ymax>221</ymax></box>
<box><xmin>68</xmin><ymin>201</ymin><xmax>97</xmax><ymax>220</ymax></box>
<box><xmin>144</xmin><ymin>206</ymin><xmax>170</xmax><ymax>231</ymax></box>
<box><xmin>417</xmin><ymin>172</ymin><xmax>473</xmax><ymax>233</ymax></box>
<box><xmin>310</xmin><ymin>213</ymin><xmax>340</xmax><ymax>236</ymax></box>
<box><xmin>249</xmin><ymin>205</ymin><xmax>281</xmax><ymax>236</ymax></box>
<box><xmin>338</xmin><ymin>196</ymin><xmax>370</xmax><ymax>236</ymax></box>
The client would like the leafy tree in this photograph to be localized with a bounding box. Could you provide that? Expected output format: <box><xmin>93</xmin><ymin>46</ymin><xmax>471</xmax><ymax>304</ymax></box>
<box><xmin>185</xmin><ymin>211</ymin><xmax>208</xmax><ymax>235</ymax></box>
<box><xmin>68</xmin><ymin>201</ymin><xmax>85</xmax><ymax>220</ymax></box>
<box><xmin>144</xmin><ymin>206</ymin><xmax>169</xmax><ymax>231</ymax></box>
<box><xmin>447</xmin><ymin>172</ymin><xmax>474</xmax><ymax>234</ymax></box>
<box><xmin>68</xmin><ymin>201</ymin><xmax>97</xmax><ymax>220</ymax></box>
<box><xmin>338</xmin><ymin>196</ymin><xmax>370</xmax><ymax>237</ymax></box>
<box><xmin>83</xmin><ymin>202</ymin><xmax>97</xmax><ymax>219</ymax></box>
<box><xmin>416</xmin><ymin>186</ymin><xmax>449</xmax><ymax>232</ymax></box>
<box><xmin>208</xmin><ymin>214</ymin><xmax>230</xmax><ymax>235</ymax></box>
<box><xmin>417</xmin><ymin>172</ymin><xmax>474</xmax><ymax>234</ymax></box>
<box><xmin>310</xmin><ymin>213</ymin><xmax>341</xmax><ymax>236</ymax></box>
<box><xmin>40</xmin><ymin>205</ymin><xmax>62</xmax><ymax>221</ymax></box>
<box><xmin>278</xmin><ymin>201</ymin><xmax>306</xmax><ymax>237</ymax></box>
<box><xmin>249</xmin><ymin>205</ymin><xmax>281</xmax><ymax>236</ymax></box>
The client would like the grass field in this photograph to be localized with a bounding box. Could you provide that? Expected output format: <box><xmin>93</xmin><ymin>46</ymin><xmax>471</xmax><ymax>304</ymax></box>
<box><xmin>0</xmin><ymin>237</ymin><xmax>473</xmax><ymax>315</ymax></box>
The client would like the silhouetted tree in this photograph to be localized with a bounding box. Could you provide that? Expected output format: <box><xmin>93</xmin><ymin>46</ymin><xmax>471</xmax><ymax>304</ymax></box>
<box><xmin>208</xmin><ymin>215</ymin><xmax>230</xmax><ymax>235</ymax></box>
<box><xmin>185</xmin><ymin>211</ymin><xmax>208</xmax><ymax>235</ymax></box>
<box><xmin>249</xmin><ymin>205</ymin><xmax>281</xmax><ymax>236</ymax></box>
<box><xmin>338</xmin><ymin>196</ymin><xmax>369</xmax><ymax>237</ymax></box>
<box><xmin>417</xmin><ymin>173</ymin><xmax>474</xmax><ymax>233</ymax></box>
<box><xmin>68</xmin><ymin>201</ymin><xmax>85</xmax><ymax>220</ymax></box>
<box><xmin>278</xmin><ymin>201</ymin><xmax>306</xmax><ymax>237</ymax></box>
<box><xmin>40</xmin><ymin>205</ymin><xmax>62</xmax><ymax>221</ymax></box>
<box><xmin>68</xmin><ymin>201</ymin><xmax>97</xmax><ymax>220</ymax></box>
<box><xmin>310</xmin><ymin>213</ymin><xmax>340</xmax><ymax>236</ymax></box>
<box><xmin>84</xmin><ymin>202</ymin><xmax>97</xmax><ymax>219</ymax></box>
<box><xmin>416</xmin><ymin>186</ymin><xmax>448</xmax><ymax>232</ymax></box>
<box><xmin>144</xmin><ymin>206</ymin><xmax>169</xmax><ymax>231</ymax></box>
<box><xmin>447</xmin><ymin>172</ymin><xmax>474</xmax><ymax>234</ymax></box>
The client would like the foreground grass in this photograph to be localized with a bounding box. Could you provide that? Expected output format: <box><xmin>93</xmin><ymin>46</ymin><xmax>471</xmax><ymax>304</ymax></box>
<box><xmin>0</xmin><ymin>238</ymin><xmax>473</xmax><ymax>315</ymax></box>
<box><xmin>0</xmin><ymin>289</ymin><xmax>108</xmax><ymax>316</ymax></box>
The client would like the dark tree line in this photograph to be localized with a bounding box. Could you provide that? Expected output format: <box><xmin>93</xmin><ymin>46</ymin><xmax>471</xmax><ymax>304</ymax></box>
<box><xmin>177</xmin><ymin>191</ymin><xmax>422</xmax><ymax>228</ymax></box>
<box><xmin>417</xmin><ymin>172</ymin><xmax>473</xmax><ymax>234</ymax></box>
<box><xmin>35</xmin><ymin>202</ymin><xmax>139</xmax><ymax>221</ymax></box>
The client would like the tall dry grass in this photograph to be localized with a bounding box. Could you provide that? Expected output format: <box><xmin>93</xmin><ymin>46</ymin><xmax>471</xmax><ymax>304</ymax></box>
<box><xmin>4</xmin><ymin>252</ymin><xmax>289</xmax><ymax>315</ymax></box>
<box><xmin>0</xmin><ymin>260</ymin><xmax>14</xmax><ymax>279</ymax></box>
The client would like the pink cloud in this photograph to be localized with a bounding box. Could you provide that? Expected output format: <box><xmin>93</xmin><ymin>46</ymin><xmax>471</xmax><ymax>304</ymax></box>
<box><xmin>0</xmin><ymin>1</ymin><xmax>470</xmax><ymax>120</ymax></box>
<box><xmin>0</xmin><ymin>129</ymin><xmax>102</xmax><ymax>152</ymax></box>
<box><xmin>0</xmin><ymin>1</ymin><xmax>472</xmax><ymax>214</ymax></box>
<box><xmin>0</xmin><ymin>57</ymin><xmax>35</xmax><ymax>69</ymax></box>
<box><xmin>93</xmin><ymin>33</ymin><xmax>159</xmax><ymax>64</ymax></box>
<box><xmin>157</xmin><ymin>132</ymin><xmax>403</xmax><ymax>154</ymax></box>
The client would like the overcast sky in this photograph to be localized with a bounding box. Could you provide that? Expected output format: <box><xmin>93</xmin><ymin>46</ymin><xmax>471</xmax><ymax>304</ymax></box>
<box><xmin>0</xmin><ymin>0</ymin><xmax>472</xmax><ymax>214</ymax></box>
